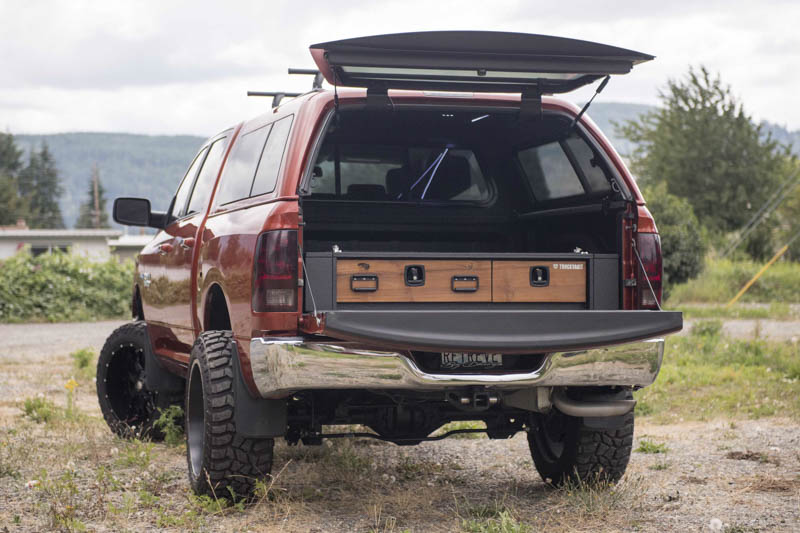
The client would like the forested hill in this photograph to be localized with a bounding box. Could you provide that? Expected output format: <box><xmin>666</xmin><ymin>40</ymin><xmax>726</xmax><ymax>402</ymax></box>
<box><xmin>13</xmin><ymin>103</ymin><xmax>799</xmax><ymax>228</ymax></box>
<box><xmin>15</xmin><ymin>133</ymin><xmax>204</xmax><ymax>228</ymax></box>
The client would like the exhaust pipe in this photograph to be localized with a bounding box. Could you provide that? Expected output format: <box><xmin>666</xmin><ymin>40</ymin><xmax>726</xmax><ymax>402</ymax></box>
<box><xmin>551</xmin><ymin>389</ymin><xmax>635</xmax><ymax>417</ymax></box>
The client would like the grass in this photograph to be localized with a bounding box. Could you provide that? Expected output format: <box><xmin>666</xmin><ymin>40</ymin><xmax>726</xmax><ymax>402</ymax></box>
<box><xmin>152</xmin><ymin>405</ymin><xmax>184</xmax><ymax>447</ymax></box>
<box><xmin>635</xmin><ymin>323</ymin><xmax>800</xmax><ymax>422</ymax></box>
<box><xmin>635</xmin><ymin>439</ymin><xmax>668</xmax><ymax>454</ymax></box>
<box><xmin>675</xmin><ymin>302</ymin><xmax>795</xmax><ymax>320</ymax></box>
<box><xmin>22</xmin><ymin>396</ymin><xmax>59</xmax><ymax>424</ymax></box>
<box><xmin>435</xmin><ymin>420</ymin><xmax>486</xmax><ymax>438</ymax></box>
<box><xmin>69</xmin><ymin>348</ymin><xmax>96</xmax><ymax>381</ymax></box>
<box><xmin>668</xmin><ymin>257</ymin><xmax>800</xmax><ymax>304</ymax></box>
<box><xmin>461</xmin><ymin>510</ymin><xmax>531</xmax><ymax>533</ymax></box>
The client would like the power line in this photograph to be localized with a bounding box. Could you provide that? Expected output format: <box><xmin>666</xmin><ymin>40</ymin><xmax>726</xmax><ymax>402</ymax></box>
<box><xmin>721</xmin><ymin>167</ymin><xmax>800</xmax><ymax>258</ymax></box>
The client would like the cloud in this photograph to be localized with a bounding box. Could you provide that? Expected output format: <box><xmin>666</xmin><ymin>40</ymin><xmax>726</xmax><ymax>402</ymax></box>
<box><xmin>1</xmin><ymin>0</ymin><xmax>798</xmax><ymax>134</ymax></box>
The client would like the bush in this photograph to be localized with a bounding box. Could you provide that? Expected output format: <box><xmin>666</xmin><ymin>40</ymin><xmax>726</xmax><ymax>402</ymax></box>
<box><xmin>0</xmin><ymin>248</ymin><xmax>134</xmax><ymax>322</ymax></box>
<box><xmin>642</xmin><ymin>182</ymin><xmax>706</xmax><ymax>291</ymax></box>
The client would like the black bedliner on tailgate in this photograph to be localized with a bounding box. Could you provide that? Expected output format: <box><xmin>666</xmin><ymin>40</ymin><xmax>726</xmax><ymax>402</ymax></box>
<box><xmin>323</xmin><ymin>310</ymin><xmax>683</xmax><ymax>354</ymax></box>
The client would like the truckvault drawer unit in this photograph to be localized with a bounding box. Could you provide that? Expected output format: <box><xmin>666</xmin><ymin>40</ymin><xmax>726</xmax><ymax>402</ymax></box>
<box><xmin>304</xmin><ymin>251</ymin><xmax>619</xmax><ymax>310</ymax></box>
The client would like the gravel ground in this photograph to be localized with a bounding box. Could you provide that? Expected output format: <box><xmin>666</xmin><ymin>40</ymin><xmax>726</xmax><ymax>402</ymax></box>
<box><xmin>0</xmin><ymin>321</ymin><xmax>798</xmax><ymax>532</ymax></box>
<box><xmin>0</xmin><ymin>320</ymin><xmax>126</xmax><ymax>362</ymax></box>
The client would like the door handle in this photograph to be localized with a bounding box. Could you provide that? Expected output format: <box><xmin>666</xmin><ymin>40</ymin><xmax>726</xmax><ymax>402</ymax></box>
<box><xmin>180</xmin><ymin>237</ymin><xmax>196</xmax><ymax>250</ymax></box>
<box><xmin>158</xmin><ymin>243</ymin><xmax>173</xmax><ymax>254</ymax></box>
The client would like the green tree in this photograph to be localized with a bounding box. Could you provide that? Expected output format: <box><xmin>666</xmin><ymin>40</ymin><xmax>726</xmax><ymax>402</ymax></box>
<box><xmin>0</xmin><ymin>132</ymin><xmax>28</xmax><ymax>226</ymax></box>
<box><xmin>75</xmin><ymin>164</ymin><xmax>110</xmax><ymax>228</ymax></box>
<box><xmin>618</xmin><ymin>66</ymin><xmax>792</xmax><ymax>237</ymax></box>
<box><xmin>641</xmin><ymin>182</ymin><xmax>706</xmax><ymax>291</ymax></box>
<box><xmin>0</xmin><ymin>132</ymin><xmax>22</xmax><ymax>175</ymax></box>
<box><xmin>18</xmin><ymin>143</ymin><xmax>65</xmax><ymax>229</ymax></box>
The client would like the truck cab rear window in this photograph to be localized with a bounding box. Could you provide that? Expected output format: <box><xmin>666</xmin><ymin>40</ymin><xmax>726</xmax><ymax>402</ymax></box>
<box><xmin>310</xmin><ymin>144</ymin><xmax>490</xmax><ymax>203</ymax></box>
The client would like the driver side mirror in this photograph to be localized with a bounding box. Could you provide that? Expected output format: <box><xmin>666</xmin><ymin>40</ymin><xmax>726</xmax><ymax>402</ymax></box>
<box><xmin>113</xmin><ymin>197</ymin><xmax>168</xmax><ymax>229</ymax></box>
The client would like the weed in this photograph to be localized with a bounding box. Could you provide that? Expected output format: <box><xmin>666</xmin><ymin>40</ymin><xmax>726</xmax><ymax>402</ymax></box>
<box><xmin>461</xmin><ymin>510</ymin><xmax>530</xmax><ymax>533</ymax></box>
<box><xmin>108</xmin><ymin>492</ymin><xmax>137</xmax><ymax>519</ymax></box>
<box><xmin>138</xmin><ymin>489</ymin><xmax>160</xmax><ymax>508</ymax></box>
<box><xmin>155</xmin><ymin>505</ymin><xmax>204</xmax><ymax>529</ymax></box>
<box><xmin>690</xmin><ymin>319</ymin><xmax>723</xmax><ymax>337</ymax></box>
<box><xmin>723</xmin><ymin>525</ymin><xmax>760</xmax><ymax>533</ymax></box>
<box><xmin>559</xmin><ymin>474</ymin><xmax>645</xmax><ymax>518</ymax></box>
<box><xmin>635</xmin><ymin>439</ymin><xmax>668</xmax><ymax>454</ymax></box>
<box><xmin>460</xmin><ymin>500</ymin><xmax>507</xmax><ymax>520</ymax></box>
<box><xmin>648</xmin><ymin>461</ymin><xmax>671</xmax><ymax>471</ymax></box>
<box><xmin>320</xmin><ymin>440</ymin><xmax>372</xmax><ymax>484</ymax></box>
<box><xmin>369</xmin><ymin>503</ymin><xmax>399</xmax><ymax>532</ymax></box>
<box><xmin>153</xmin><ymin>405</ymin><xmax>184</xmax><ymax>447</ymax></box>
<box><xmin>64</xmin><ymin>378</ymin><xmax>79</xmax><ymax>420</ymax></box>
<box><xmin>22</xmin><ymin>395</ymin><xmax>59</xmax><ymax>424</ymax></box>
<box><xmin>35</xmin><ymin>468</ymin><xmax>87</xmax><ymax>532</ymax></box>
<box><xmin>0</xmin><ymin>437</ymin><xmax>21</xmax><ymax>479</ymax></box>
<box><xmin>91</xmin><ymin>465</ymin><xmax>119</xmax><ymax>519</ymax></box>
<box><xmin>116</xmin><ymin>441</ymin><xmax>154</xmax><ymax>468</ymax></box>
<box><xmin>69</xmin><ymin>348</ymin><xmax>95</xmax><ymax>380</ymax></box>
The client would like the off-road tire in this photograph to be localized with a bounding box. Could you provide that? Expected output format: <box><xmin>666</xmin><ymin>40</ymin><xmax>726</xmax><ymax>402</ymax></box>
<box><xmin>96</xmin><ymin>321</ymin><xmax>182</xmax><ymax>441</ymax></box>
<box><xmin>527</xmin><ymin>392</ymin><xmax>634</xmax><ymax>485</ymax></box>
<box><xmin>186</xmin><ymin>330</ymin><xmax>274</xmax><ymax>498</ymax></box>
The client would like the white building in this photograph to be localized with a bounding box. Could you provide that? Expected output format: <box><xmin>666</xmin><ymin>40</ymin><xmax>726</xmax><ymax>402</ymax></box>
<box><xmin>108</xmin><ymin>233</ymin><xmax>153</xmax><ymax>262</ymax></box>
<box><xmin>0</xmin><ymin>227</ymin><xmax>140</xmax><ymax>262</ymax></box>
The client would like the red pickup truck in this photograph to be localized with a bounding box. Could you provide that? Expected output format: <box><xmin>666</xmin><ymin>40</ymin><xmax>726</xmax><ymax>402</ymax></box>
<box><xmin>97</xmin><ymin>31</ymin><xmax>682</xmax><ymax>497</ymax></box>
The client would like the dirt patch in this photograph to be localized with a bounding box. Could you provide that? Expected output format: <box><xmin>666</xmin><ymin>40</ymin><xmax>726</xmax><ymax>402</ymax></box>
<box><xmin>726</xmin><ymin>450</ymin><xmax>780</xmax><ymax>465</ymax></box>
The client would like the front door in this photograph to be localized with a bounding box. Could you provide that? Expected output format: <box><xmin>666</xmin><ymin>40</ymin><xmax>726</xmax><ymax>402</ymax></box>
<box><xmin>159</xmin><ymin>135</ymin><xmax>229</xmax><ymax>352</ymax></box>
<box><xmin>144</xmin><ymin>146</ymin><xmax>208</xmax><ymax>339</ymax></box>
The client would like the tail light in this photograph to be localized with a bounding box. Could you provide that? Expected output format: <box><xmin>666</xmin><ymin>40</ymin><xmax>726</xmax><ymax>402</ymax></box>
<box><xmin>252</xmin><ymin>230</ymin><xmax>298</xmax><ymax>312</ymax></box>
<box><xmin>636</xmin><ymin>232</ymin><xmax>662</xmax><ymax>309</ymax></box>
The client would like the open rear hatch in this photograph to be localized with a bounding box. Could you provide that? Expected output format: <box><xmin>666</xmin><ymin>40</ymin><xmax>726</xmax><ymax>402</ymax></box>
<box><xmin>310</xmin><ymin>31</ymin><xmax>653</xmax><ymax>98</ymax></box>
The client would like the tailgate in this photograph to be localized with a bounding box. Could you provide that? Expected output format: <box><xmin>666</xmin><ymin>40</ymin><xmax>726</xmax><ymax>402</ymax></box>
<box><xmin>322</xmin><ymin>309</ymin><xmax>683</xmax><ymax>354</ymax></box>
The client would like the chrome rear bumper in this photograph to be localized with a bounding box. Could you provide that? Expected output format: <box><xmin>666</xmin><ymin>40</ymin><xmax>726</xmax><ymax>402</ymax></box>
<box><xmin>248</xmin><ymin>337</ymin><xmax>664</xmax><ymax>399</ymax></box>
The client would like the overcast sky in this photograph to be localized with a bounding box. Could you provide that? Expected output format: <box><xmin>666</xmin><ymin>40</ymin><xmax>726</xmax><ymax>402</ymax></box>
<box><xmin>1</xmin><ymin>0</ymin><xmax>798</xmax><ymax>136</ymax></box>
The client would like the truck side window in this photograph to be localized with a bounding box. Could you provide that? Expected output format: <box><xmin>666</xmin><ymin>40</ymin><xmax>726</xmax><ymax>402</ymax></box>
<box><xmin>186</xmin><ymin>137</ymin><xmax>227</xmax><ymax>216</ymax></box>
<box><xmin>216</xmin><ymin>124</ymin><xmax>272</xmax><ymax>205</ymax></box>
<box><xmin>172</xmin><ymin>147</ymin><xmax>208</xmax><ymax>219</ymax></box>
<box><xmin>250</xmin><ymin>115</ymin><xmax>293</xmax><ymax>197</ymax></box>
<box><xmin>518</xmin><ymin>141</ymin><xmax>585</xmax><ymax>201</ymax></box>
<box><xmin>563</xmin><ymin>136</ymin><xmax>611</xmax><ymax>194</ymax></box>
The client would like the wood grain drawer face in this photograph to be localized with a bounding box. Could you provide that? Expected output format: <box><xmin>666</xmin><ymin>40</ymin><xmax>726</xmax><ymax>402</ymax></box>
<box><xmin>337</xmin><ymin>259</ymin><xmax>491</xmax><ymax>302</ymax></box>
<box><xmin>492</xmin><ymin>261</ymin><xmax>587</xmax><ymax>303</ymax></box>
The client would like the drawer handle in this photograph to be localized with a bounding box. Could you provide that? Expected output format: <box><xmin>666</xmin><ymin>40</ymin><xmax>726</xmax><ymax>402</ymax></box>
<box><xmin>351</xmin><ymin>274</ymin><xmax>378</xmax><ymax>292</ymax></box>
<box><xmin>530</xmin><ymin>266</ymin><xmax>550</xmax><ymax>287</ymax></box>
<box><xmin>452</xmin><ymin>275</ymin><xmax>479</xmax><ymax>292</ymax></box>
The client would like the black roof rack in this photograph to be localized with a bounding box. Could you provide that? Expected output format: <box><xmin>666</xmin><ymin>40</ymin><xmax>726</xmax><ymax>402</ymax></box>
<box><xmin>288</xmin><ymin>68</ymin><xmax>324</xmax><ymax>90</ymax></box>
<box><xmin>246</xmin><ymin>68</ymin><xmax>323</xmax><ymax>109</ymax></box>
<box><xmin>246</xmin><ymin>91</ymin><xmax>302</xmax><ymax>108</ymax></box>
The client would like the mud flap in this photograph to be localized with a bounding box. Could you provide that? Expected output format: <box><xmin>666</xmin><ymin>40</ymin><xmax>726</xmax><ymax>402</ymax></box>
<box><xmin>143</xmin><ymin>333</ymin><xmax>184</xmax><ymax>394</ymax></box>
<box><xmin>231</xmin><ymin>342</ymin><xmax>287</xmax><ymax>438</ymax></box>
